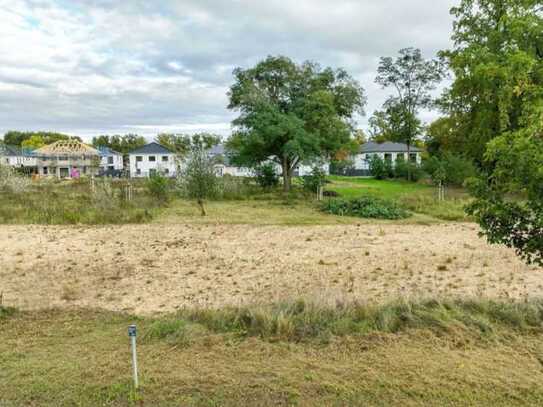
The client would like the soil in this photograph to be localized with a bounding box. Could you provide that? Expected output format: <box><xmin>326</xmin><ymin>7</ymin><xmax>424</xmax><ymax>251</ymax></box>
<box><xmin>1</xmin><ymin>223</ymin><xmax>541</xmax><ymax>314</ymax></box>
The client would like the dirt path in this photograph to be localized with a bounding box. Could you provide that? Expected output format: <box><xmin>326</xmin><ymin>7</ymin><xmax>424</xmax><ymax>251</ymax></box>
<box><xmin>1</xmin><ymin>223</ymin><xmax>541</xmax><ymax>314</ymax></box>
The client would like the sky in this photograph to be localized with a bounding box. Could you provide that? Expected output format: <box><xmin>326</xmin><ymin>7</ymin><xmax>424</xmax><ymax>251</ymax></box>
<box><xmin>0</xmin><ymin>0</ymin><xmax>458</xmax><ymax>141</ymax></box>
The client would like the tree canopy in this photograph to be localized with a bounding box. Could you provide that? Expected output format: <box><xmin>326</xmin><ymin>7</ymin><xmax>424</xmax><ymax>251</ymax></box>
<box><xmin>3</xmin><ymin>131</ymin><xmax>80</xmax><ymax>148</ymax></box>
<box><xmin>227</xmin><ymin>55</ymin><xmax>366</xmax><ymax>192</ymax></box>
<box><xmin>155</xmin><ymin>133</ymin><xmax>220</xmax><ymax>155</ymax></box>
<box><xmin>441</xmin><ymin>0</ymin><xmax>543</xmax><ymax>265</ymax></box>
<box><xmin>91</xmin><ymin>134</ymin><xmax>147</xmax><ymax>155</ymax></box>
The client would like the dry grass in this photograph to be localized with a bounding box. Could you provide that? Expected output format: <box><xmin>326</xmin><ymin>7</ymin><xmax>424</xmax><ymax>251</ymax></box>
<box><xmin>1</xmin><ymin>223</ymin><xmax>541</xmax><ymax>314</ymax></box>
<box><xmin>2</xmin><ymin>305</ymin><xmax>543</xmax><ymax>406</ymax></box>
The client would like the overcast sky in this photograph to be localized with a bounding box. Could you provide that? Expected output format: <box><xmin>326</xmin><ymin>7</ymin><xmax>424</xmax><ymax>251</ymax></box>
<box><xmin>0</xmin><ymin>0</ymin><xmax>457</xmax><ymax>141</ymax></box>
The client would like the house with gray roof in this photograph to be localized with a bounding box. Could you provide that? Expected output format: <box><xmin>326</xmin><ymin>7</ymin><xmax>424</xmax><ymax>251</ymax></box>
<box><xmin>207</xmin><ymin>144</ymin><xmax>254</xmax><ymax>177</ymax></box>
<box><xmin>128</xmin><ymin>142</ymin><xmax>178</xmax><ymax>178</ymax></box>
<box><xmin>0</xmin><ymin>144</ymin><xmax>37</xmax><ymax>171</ymax></box>
<box><xmin>98</xmin><ymin>146</ymin><xmax>124</xmax><ymax>174</ymax></box>
<box><xmin>352</xmin><ymin>141</ymin><xmax>422</xmax><ymax>175</ymax></box>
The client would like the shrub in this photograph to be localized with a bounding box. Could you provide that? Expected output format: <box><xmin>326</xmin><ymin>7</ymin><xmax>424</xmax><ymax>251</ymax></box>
<box><xmin>254</xmin><ymin>163</ymin><xmax>279</xmax><ymax>190</ymax></box>
<box><xmin>301</xmin><ymin>166</ymin><xmax>327</xmax><ymax>193</ymax></box>
<box><xmin>368</xmin><ymin>155</ymin><xmax>387</xmax><ymax>179</ymax></box>
<box><xmin>177</xmin><ymin>146</ymin><xmax>219</xmax><ymax>215</ymax></box>
<box><xmin>321</xmin><ymin>196</ymin><xmax>410</xmax><ymax>219</ymax></box>
<box><xmin>424</xmin><ymin>153</ymin><xmax>477</xmax><ymax>187</ymax></box>
<box><xmin>146</xmin><ymin>173</ymin><xmax>171</xmax><ymax>204</ymax></box>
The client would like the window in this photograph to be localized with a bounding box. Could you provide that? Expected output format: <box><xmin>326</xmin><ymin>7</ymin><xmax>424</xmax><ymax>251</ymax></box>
<box><xmin>148</xmin><ymin>156</ymin><xmax>156</xmax><ymax>162</ymax></box>
<box><xmin>162</xmin><ymin>156</ymin><xmax>169</xmax><ymax>162</ymax></box>
<box><xmin>409</xmin><ymin>153</ymin><xmax>417</xmax><ymax>162</ymax></box>
<box><xmin>43</xmin><ymin>167</ymin><xmax>48</xmax><ymax>175</ymax></box>
<box><xmin>136</xmin><ymin>156</ymin><xmax>143</xmax><ymax>162</ymax></box>
<box><xmin>149</xmin><ymin>169</ymin><xmax>157</xmax><ymax>176</ymax></box>
<box><xmin>384</xmin><ymin>153</ymin><xmax>392</xmax><ymax>161</ymax></box>
<box><xmin>396</xmin><ymin>153</ymin><xmax>405</xmax><ymax>161</ymax></box>
<box><xmin>164</xmin><ymin>168</ymin><xmax>169</xmax><ymax>174</ymax></box>
<box><xmin>107</xmin><ymin>156</ymin><xmax>114</xmax><ymax>164</ymax></box>
<box><xmin>136</xmin><ymin>169</ymin><xmax>141</xmax><ymax>175</ymax></box>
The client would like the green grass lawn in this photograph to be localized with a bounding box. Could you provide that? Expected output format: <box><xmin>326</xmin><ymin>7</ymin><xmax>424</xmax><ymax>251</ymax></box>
<box><xmin>327</xmin><ymin>176</ymin><xmax>473</xmax><ymax>221</ymax></box>
<box><xmin>3</xmin><ymin>301</ymin><xmax>543</xmax><ymax>406</ymax></box>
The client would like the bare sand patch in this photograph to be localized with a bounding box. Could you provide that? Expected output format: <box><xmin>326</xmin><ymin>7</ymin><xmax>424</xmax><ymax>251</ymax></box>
<box><xmin>1</xmin><ymin>223</ymin><xmax>541</xmax><ymax>314</ymax></box>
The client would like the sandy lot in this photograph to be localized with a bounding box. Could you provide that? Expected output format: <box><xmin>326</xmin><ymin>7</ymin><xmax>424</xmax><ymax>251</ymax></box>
<box><xmin>1</xmin><ymin>223</ymin><xmax>541</xmax><ymax>314</ymax></box>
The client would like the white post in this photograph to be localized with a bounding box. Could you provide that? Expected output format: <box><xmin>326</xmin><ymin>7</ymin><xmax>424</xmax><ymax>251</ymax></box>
<box><xmin>128</xmin><ymin>325</ymin><xmax>139</xmax><ymax>389</ymax></box>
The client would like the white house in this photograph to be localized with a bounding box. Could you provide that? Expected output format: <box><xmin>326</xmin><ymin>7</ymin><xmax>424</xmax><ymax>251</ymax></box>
<box><xmin>353</xmin><ymin>142</ymin><xmax>422</xmax><ymax>175</ymax></box>
<box><xmin>128</xmin><ymin>142</ymin><xmax>177</xmax><ymax>178</ymax></box>
<box><xmin>0</xmin><ymin>145</ymin><xmax>37</xmax><ymax>170</ymax></box>
<box><xmin>98</xmin><ymin>147</ymin><xmax>124</xmax><ymax>174</ymax></box>
<box><xmin>208</xmin><ymin>144</ymin><xmax>254</xmax><ymax>177</ymax></box>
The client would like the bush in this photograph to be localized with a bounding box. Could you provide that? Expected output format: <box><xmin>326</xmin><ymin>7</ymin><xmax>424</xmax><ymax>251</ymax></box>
<box><xmin>394</xmin><ymin>159</ymin><xmax>425</xmax><ymax>182</ymax></box>
<box><xmin>146</xmin><ymin>173</ymin><xmax>171</xmax><ymax>204</ymax></box>
<box><xmin>254</xmin><ymin>163</ymin><xmax>279</xmax><ymax>190</ymax></box>
<box><xmin>369</xmin><ymin>156</ymin><xmax>387</xmax><ymax>179</ymax></box>
<box><xmin>424</xmin><ymin>153</ymin><xmax>477</xmax><ymax>187</ymax></box>
<box><xmin>321</xmin><ymin>196</ymin><xmax>410</xmax><ymax>219</ymax></box>
<box><xmin>301</xmin><ymin>166</ymin><xmax>327</xmax><ymax>193</ymax></box>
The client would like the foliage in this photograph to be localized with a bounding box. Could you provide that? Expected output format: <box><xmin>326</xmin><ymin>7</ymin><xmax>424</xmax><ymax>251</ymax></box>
<box><xmin>227</xmin><ymin>55</ymin><xmax>366</xmax><ymax>192</ymax></box>
<box><xmin>442</xmin><ymin>0</ymin><xmax>543</xmax><ymax>264</ymax></box>
<box><xmin>466</xmin><ymin>128</ymin><xmax>543</xmax><ymax>265</ymax></box>
<box><xmin>177</xmin><ymin>145</ymin><xmax>219</xmax><ymax>215</ymax></box>
<box><xmin>91</xmin><ymin>134</ymin><xmax>147</xmax><ymax>155</ymax></box>
<box><xmin>329</xmin><ymin>158</ymin><xmax>355</xmax><ymax>175</ymax></box>
<box><xmin>3</xmin><ymin>131</ymin><xmax>80</xmax><ymax>147</ymax></box>
<box><xmin>394</xmin><ymin>159</ymin><xmax>424</xmax><ymax>182</ymax></box>
<box><xmin>301</xmin><ymin>166</ymin><xmax>327</xmax><ymax>193</ymax></box>
<box><xmin>146</xmin><ymin>173</ymin><xmax>171</xmax><ymax>204</ymax></box>
<box><xmin>425</xmin><ymin>116</ymin><xmax>466</xmax><ymax>156</ymax></box>
<box><xmin>254</xmin><ymin>162</ymin><xmax>279</xmax><ymax>190</ymax></box>
<box><xmin>440</xmin><ymin>0</ymin><xmax>543</xmax><ymax>166</ymax></box>
<box><xmin>424</xmin><ymin>153</ymin><xmax>477</xmax><ymax>187</ymax></box>
<box><xmin>155</xmin><ymin>133</ymin><xmax>221</xmax><ymax>155</ymax></box>
<box><xmin>368</xmin><ymin>155</ymin><xmax>388</xmax><ymax>180</ymax></box>
<box><xmin>322</xmin><ymin>196</ymin><xmax>410</xmax><ymax>220</ymax></box>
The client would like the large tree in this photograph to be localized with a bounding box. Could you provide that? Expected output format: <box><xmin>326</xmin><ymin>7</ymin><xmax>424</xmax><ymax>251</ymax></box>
<box><xmin>227</xmin><ymin>56</ymin><xmax>366</xmax><ymax>192</ymax></box>
<box><xmin>375</xmin><ymin>48</ymin><xmax>444</xmax><ymax>178</ymax></box>
<box><xmin>442</xmin><ymin>0</ymin><xmax>543</xmax><ymax>265</ymax></box>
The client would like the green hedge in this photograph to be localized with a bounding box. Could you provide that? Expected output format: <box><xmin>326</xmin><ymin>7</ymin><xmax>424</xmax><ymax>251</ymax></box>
<box><xmin>321</xmin><ymin>196</ymin><xmax>410</xmax><ymax>219</ymax></box>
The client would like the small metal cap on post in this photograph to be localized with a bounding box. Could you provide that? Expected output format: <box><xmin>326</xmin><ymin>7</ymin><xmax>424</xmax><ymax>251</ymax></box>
<box><xmin>128</xmin><ymin>324</ymin><xmax>139</xmax><ymax>389</ymax></box>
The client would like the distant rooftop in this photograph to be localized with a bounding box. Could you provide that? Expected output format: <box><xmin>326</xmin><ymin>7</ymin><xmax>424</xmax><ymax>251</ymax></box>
<box><xmin>129</xmin><ymin>142</ymin><xmax>174</xmax><ymax>155</ymax></box>
<box><xmin>35</xmin><ymin>140</ymin><xmax>99</xmax><ymax>156</ymax></box>
<box><xmin>360</xmin><ymin>141</ymin><xmax>422</xmax><ymax>153</ymax></box>
<box><xmin>97</xmin><ymin>146</ymin><xmax>121</xmax><ymax>156</ymax></box>
<box><xmin>0</xmin><ymin>144</ymin><xmax>36</xmax><ymax>157</ymax></box>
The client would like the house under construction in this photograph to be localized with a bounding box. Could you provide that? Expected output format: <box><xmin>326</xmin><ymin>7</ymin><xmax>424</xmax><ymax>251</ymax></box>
<box><xmin>35</xmin><ymin>140</ymin><xmax>100</xmax><ymax>178</ymax></box>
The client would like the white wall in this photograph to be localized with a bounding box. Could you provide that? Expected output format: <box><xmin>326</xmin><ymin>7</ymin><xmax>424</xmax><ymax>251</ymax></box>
<box><xmin>4</xmin><ymin>155</ymin><xmax>37</xmax><ymax>167</ymax></box>
<box><xmin>353</xmin><ymin>152</ymin><xmax>421</xmax><ymax>170</ymax></box>
<box><xmin>100</xmin><ymin>154</ymin><xmax>124</xmax><ymax>171</ymax></box>
<box><xmin>129</xmin><ymin>153</ymin><xmax>178</xmax><ymax>177</ymax></box>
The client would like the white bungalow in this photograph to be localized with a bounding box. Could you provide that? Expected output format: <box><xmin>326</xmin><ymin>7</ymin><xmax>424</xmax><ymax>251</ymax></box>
<box><xmin>208</xmin><ymin>144</ymin><xmax>253</xmax><ymax>177</ymax></box>
<box><xmin>353</xmin><ymin>142</ymin><xmax>422</xmax><ymax>175</ymax></box>
<box><xmin>128</xmin><ymin>142</ymin><xmax>177</xmax><ymax>178</ymax></box>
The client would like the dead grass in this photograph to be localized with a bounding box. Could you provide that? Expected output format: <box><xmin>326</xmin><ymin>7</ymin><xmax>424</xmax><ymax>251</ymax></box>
<box><xmin>2</xmin><ymin>304</ymin><xmax>543</xmax><ymax>406</ymax></box>
<box><xmin>1</xmin><ymin>223</ymin><xmax>541</xmax><ymax>313</ymax></box>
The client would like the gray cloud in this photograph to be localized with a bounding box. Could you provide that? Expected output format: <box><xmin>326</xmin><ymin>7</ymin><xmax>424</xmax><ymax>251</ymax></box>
<box><xmin>0</xmin><ymin>0</ymin><xmax>457</xmax><ymax>140</ymax></box>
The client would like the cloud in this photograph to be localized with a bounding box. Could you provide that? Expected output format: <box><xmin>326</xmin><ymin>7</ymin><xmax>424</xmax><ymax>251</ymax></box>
<box><xmin>0</xmin><ymin>0</ymin><xmax>457</xmax><ymax>140</ymax></box>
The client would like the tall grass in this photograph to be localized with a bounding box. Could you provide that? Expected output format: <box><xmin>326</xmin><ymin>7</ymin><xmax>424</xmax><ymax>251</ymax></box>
<box><xmin>0</xmin><ymin>179</ymin><xmax>158</xmax><ymax>224</ymax></box>
<box><xmin>142</xmin><ymin>299</ymin><xmax>543</xmax><ymax>344</ymax></box>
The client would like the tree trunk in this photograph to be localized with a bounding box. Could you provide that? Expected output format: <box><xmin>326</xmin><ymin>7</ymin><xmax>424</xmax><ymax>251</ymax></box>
<box><xmin>407</xmin><ymin>141</ymin><xmax>412</xmax><ymax>182</ymax></box>
<box><xmin>282</xmin><ymin>157</ymin><xmax>291</xmax><ymax>193</ymax></box>
<box><xmin>197</xmin><ymin>198</ymin><xmax>206</xmax><ymax>216</ymax></box>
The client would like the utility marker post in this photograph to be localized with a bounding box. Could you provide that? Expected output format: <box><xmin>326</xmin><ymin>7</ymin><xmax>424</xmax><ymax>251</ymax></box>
<box><xmin>128</xmin><ymin>324</ymin><xmax>139</xmax><ymax>389</ymax></box>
